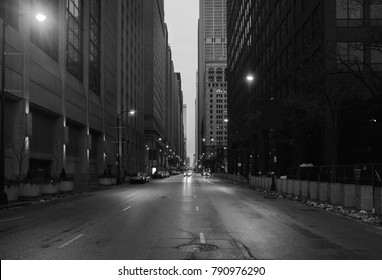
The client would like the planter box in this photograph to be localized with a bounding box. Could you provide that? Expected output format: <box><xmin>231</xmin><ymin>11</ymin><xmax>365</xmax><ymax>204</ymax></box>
<box><xmin>341</xmin><ymin>184</ymin><xmax>355</xmax><ymax>208</ymax></box>
<box><xmin>98</xmin><ymin>177</ymin><xmax>116</xmax><ymax>186</ymax></box>
<box><xmin>41</xmin><ymin>183</ymin><xmax>59</xmax><ymax>195</ymax></box>
<box><xmin>355</xmin><ymin>185</ymin><xmax>373</xmax><ymax>211</ymax></box>
<box><xmin>19</xmin><ymin>183</ymin><xmax>41</xmax><ymax>198</ymax></box>
<box><xmin>309</xmin><ymin>181</ymin><xmax>319</xmax><ymax>200</ymax></box>
<box><xmin>329</xmin><ymin>183</ymin><xmax>341</xmax><ymax>205</ymax></box>
<box><xmin>5</xmin><ymin>185</ymin><xmax>19</xmax><ymax>202</ymax></box>
<box><xmin>59</xmin><ymin>181</ymin><xmax>74</xmax><ymax>192</ymax></box>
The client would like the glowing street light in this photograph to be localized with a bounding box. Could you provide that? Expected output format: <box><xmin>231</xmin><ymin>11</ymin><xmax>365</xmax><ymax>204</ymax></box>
<box><xmin>246</xmin><ymin>74</ymin><xmax>255</xmax><ymax>82</ymax></box>
<box><xmin>35</xmin><ymin>13</ymin><xmax>47</xmax><ymax>22</ymax></box>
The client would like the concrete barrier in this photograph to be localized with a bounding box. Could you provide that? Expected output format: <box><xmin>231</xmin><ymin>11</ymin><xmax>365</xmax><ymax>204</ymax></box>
<box><xmin>329</xmin><ymin>183</ymin><xmax>341</xmax><ymax>205</ymax></box>
<box><xmin>309</xmin><ymin>181</ymin><xmax>318</xmax><ymax>200</ymax></box>
<box><xmin>375</xmin><ymin>187</ymin><xmax>382</xmax><ymax>216</ymax></box>
<box><xmin>293</xmin><ymin>180</ymin><xmax>301</xmax><ymax>196</ymax></box>
<box><xmin>341</xmin><ymin>184</ymin><xmax>355</xmax><ymax>208</ymax></box>
<box><xmin>287</xmin><ymin>179</ymin><xmax>293</xmax><ymax>194</ymax></box>
<box><xmin>301</xmin><ymin>181</ymin><xmax>309</xmax><ymax>199</ymax></box>
<box><xmin>318</xmin><ymin>182</ymin><xmax>328</xmax><ymax>202</ymax></box>
<box><xmin>355</xmin><ymin>185</ymin><xmax>373</xmax><ymax>211</ymax></box>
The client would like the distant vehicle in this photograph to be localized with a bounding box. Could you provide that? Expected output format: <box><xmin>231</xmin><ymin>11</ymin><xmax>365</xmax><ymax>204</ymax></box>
<box><xmin>202</xmin><ymin>171</ymin><xmax>210</xmax><ymax>177</ymax></box>
<box><xmin>130</xmin><ymin>172</ymin><xmax>148</xmax><ymax>184</ymax></box>
<box><xmin>184</xmin><ymin>171</ymin><xmax>192</xmax><ymax>177</ymax></box>
<box><xmin>152</xmin><ymin>171</ymin><xmax>165</xmax><ymax>179</ymax></box>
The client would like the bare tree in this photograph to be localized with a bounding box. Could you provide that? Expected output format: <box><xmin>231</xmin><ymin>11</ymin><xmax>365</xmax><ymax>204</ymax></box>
<box><xmin>53</xmin><ymin>137</ymin><xmax>63</xmax><ymax>175</ymax></box>
<box><xmin>8</xmin><ymin>131</ymin><xmax>29</xmax><ymax>182</ymax></box>
<box><xmin>284</xmin><ymin>47</ymin><xmax>363</xmax><ymax>174</ymax></box>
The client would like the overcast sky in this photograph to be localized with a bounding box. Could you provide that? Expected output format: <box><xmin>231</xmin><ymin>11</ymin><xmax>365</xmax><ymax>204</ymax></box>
<box><xmin>164</xmin><ymin>0</ymin><xmax>199</xmax><ymax>166</ymax></box>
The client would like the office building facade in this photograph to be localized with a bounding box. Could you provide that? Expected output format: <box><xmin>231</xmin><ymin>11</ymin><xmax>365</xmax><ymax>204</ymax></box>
<box><xmin>197</xmin><ymin>0</ymin><xmax>228</xmax><ymax>172</ymax></box>
<box><xmin>0</xmin><ymin>0</ymin><xmax>146</xmax><ymax>183</ymax></box>
<box><xmin>143</xmin><ymin>0</ymin><xmax>185</xmax><ymax>174</ymax></box>
<box><xmin>227</xmin><ymin>0</ymin><xmax>382</xmax><ymax>177</ymax></box>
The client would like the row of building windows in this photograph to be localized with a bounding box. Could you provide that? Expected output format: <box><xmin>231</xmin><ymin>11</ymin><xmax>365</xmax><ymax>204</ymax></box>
<box><xmin>336</xmin><ymin>0</ymin><xmax>382</xmax><ymax>27</ymax></box>
<box><xmin>208</xmin><ymin>84</ymin><xmax>227</xmax><ymax>89</ymax></box>
<box><xmin>208</xmin><ymin>67</ymin><xmax>228</xmax><ymax>82</ymax></box>
<box><xmin>337</xmin><ymin>41</ymin><xmax>382</xmax><ymax>70</ymax></box>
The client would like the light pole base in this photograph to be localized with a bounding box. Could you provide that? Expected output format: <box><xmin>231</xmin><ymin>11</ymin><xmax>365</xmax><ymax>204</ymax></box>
<box><xmin>0</xmin><ymin>191</ymin><xmax>8</xmax><ymax>205</ymax></box>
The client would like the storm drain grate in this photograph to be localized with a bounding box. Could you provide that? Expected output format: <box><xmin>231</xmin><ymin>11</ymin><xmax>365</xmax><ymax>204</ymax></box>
<box><xmin>177</xmin><ymin>244</ymin><xmax>219</xmax><ymax>253</ymax></box>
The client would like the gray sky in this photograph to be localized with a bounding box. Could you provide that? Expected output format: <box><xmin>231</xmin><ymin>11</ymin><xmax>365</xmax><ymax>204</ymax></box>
<box><xmin>164</xmin><ymin>0</ymin><xmax>199</xmax><ymax>166</ymax></box>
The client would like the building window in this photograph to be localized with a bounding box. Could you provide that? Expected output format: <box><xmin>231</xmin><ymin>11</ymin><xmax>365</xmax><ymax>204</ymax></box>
<box><xmin>337</xmin><ymin>42</ymin><xmax>364</xmax><ymax>70</ymax></box>
<box><xmin>216</xmin><ymin>68</ymin><xmax>223</xmax><ymax>82</ymax></box>
<box><xmin>30</xmin><ymin>0</ymin><xmax>59</xmax><ymax>61</ymax></box>
<box><xmin>371</xmin><ymin>1</ymin><xmax>382</xmax><ymax>26</ymax></box>
<box><xmin>371</xmin><ymin>44</ymin><xmax>382</xmax><ymax>70</ymax></box>
<box><xmin>336</xmin><ymin>0</ymin><xmax>363</xmax><ymax>27</ymax></box>
<box><xmin>208</xmin><ymin>68</ymin><xmax>215</xmax><ymax>82</ymax></box>
<box><xmin>66</xmin><ymin>0</ymin><xmax>83</xmax><ymax>81</ymax></box>
<box><xmin>0</xmin><ymin>0</ymin><xmax>19</xmax><ymax>30</ymax></box>
<box><xmin>89</xmin><ymin>0</ymin><xmax>101</xmax><ymax>95</ymax></box>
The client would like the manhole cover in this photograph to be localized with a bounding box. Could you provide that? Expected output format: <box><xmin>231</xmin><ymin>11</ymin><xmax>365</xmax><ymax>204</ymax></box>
<box><xmin>177</xmin><ymin>244</ymin><xmax>218</xmax><ymax>253</ymax></box>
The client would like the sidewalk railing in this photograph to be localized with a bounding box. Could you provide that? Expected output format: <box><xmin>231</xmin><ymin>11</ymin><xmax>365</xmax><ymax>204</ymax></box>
<box><xmin>287</xmin><ymin>164</ymin><xmax>382</xmax><ymax>186</ymax></box>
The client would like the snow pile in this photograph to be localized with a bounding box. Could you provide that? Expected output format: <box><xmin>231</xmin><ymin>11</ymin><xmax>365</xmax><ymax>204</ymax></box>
<box><xmin>255</xmin><ymin>188</ymin><xmax>382</xmax><ymax>227</ymax></box>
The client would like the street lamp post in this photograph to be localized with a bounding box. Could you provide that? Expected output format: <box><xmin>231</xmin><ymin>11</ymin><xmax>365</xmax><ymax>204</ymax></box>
<box><xmin>1</xmin><ymin>5</ymin><xmax>46</xmax><ymax>204</ymax></box>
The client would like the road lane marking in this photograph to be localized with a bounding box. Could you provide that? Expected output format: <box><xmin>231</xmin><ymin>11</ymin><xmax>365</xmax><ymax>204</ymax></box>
<box><xmin>0</xmin><ymin>216</ymin><xmax>25</xmax><ymax>222</ymax></box>
<box><xmin>123</xmin><ymin>206</ymin><xmax>132</xmax><ymax>211</ymax></box>
<box><xmin>196</xmin><ymin>206</ymin><xmax>199</xmax><ymax>211</ymax></box>
<box><xmin>58</xmin><ymin>234</ymin><xmax>84</xmax><ymax>249</ymax></box>
<box><xmin>200</xmin><ymin>233</ymin><xmax>205</xmax><ymax>244</ymax></box>
<box><xmin>194</xmin><ymin>195</ymin><xmax>197</xmax><ymax>199</ymax></box>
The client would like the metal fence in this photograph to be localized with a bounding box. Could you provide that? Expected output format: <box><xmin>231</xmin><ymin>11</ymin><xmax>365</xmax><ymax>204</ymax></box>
<box><xmin>287</xmin><ymin>164</ymin><xmax>382</xmax><ymax>186</ymax></box>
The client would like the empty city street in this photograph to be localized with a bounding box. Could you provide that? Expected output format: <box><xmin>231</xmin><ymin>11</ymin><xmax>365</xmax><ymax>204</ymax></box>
<box><xmin>1</xmin><ymin>174</ymin><xmax>381</xmax><ymax>260</ymax></box>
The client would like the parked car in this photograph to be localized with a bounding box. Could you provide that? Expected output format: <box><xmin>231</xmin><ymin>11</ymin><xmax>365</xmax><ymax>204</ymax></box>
<box><xmin>152</xmin><ymin>171</ymin><xmax>164</xmax><ymax>179</ymax></box>
<box><xmin>130</xmin><ymin>172</ymin><xmax>148</xmax><ymax>184</ymax></box>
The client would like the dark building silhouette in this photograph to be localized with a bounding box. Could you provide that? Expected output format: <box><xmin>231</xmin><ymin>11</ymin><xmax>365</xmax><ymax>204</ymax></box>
<box><xmin>227</xmin><ymin>0</ymin><xmax>382</xmax><ymax>177</ymax></box>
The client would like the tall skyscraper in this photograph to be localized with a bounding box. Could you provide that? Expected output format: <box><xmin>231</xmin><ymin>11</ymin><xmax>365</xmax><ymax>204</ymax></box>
<box><xmin>197</xmin><ymin>0</ymin><xmax>228</xmax><ymax>173</ymax></box>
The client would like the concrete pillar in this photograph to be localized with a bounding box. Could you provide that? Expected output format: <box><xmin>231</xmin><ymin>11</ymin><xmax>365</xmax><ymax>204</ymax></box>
<box><xmin>375</xmin><ymin>187</ymin><xmax>382</xmax><ymax>216</ymax></box>
<box><xmin>341</xmin><ymin>184</ymin><xmax>355</xmax><ymax>208</ymax></box>
<box><xmin>301</xmin><ymin>180</ymin><xmax>309</xmax><ymax>199</ymax></box>
<box><xmin>309</xmin><ymin>181</ymin><xmax>318</xmax><ymax>200</ymax></box>
<box><xmin>287</xmin><ymin>179</ymin><xmax>293</xmax><ymax>194</ymax></box>
<box><xmin>355</xmin><ymin>185</ymin><xmax>373</xmax><ymax>211</ymax></box>
<box><xmin>318</xmin><ymin>181</ymin><xmax>328</xmax><ymax>202</ymax></box>
<box><xmin>276</xmin><ymin>178</ymin><xmax>282</xmax><ymax>192</ymax></box>
<box><xmin>293</xmin><ymin>180</ymin><xmax>301</xmax><ymax>196</ymax></box>
<box><xmin>282</xmin><ymin>179</ymin><xmax>287</xmax><ymax>193</ymax></box>
<box><xmin>329</xmin><ymin>182</ymin><xmax>341</xmax><ymax>205</ymax></box>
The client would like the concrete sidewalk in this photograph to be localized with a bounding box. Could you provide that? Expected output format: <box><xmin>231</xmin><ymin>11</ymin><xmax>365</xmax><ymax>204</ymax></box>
<box><xmin>0</xmin><ymin>182</ymin><xmax>130</xmax><ymax>211</ymax></box>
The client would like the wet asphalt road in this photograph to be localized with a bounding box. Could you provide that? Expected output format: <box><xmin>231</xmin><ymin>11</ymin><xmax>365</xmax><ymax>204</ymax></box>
<box><xmin>1</xmin><ymin>174</ymin><xmax>382</xmax><ymax>260</ymax></box>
